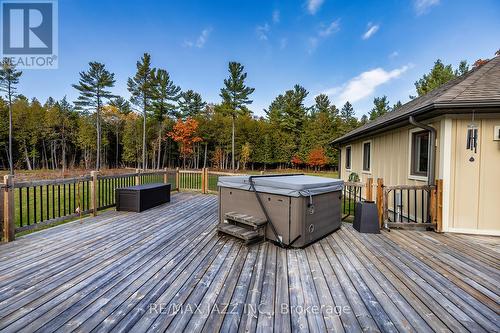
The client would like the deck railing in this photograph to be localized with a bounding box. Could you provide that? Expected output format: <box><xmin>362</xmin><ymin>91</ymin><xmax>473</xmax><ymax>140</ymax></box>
<box><xmin>342</xmin><ymin>181</ymin><xmax>365</xmax><ymax>219</ymax></box>
<box><xmin>383</xmin><ymin>185</ymin><xmax>432</xmax><ymax>224</ymax></box>
<box><xmin>0</xmin><ymin>168</ymin><xmax>242</xmax><ymax>241</ymax></box>
<box><xmin>1</xmin><ymin>172</ymin><xmax>443</xmax><ymax>242</ymax></box>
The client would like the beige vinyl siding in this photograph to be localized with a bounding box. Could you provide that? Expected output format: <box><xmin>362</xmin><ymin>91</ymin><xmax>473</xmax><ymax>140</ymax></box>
<box><xmin>449</xmin><ymin>117</ymin><xmax>500</xmax><ymax>234</ymax></box>
<box><xmin>340</xmin><ymin>120</ymin><xmax>441</xmax><ymax>223</ymax></box>
<box><xmin>339</xmin><ymin>114</ymin><xmax>500</xmax><ymax>235</ymax></box>
<box><xmin>340</xmin><ymin>120</ymin><xmax>441</xmax><ymax>187</ymax></box>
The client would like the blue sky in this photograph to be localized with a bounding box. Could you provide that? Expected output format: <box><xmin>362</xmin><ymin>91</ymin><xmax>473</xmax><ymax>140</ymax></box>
<box><xmin>17</xmin><ymin>0</ymin><xmax>500</xmax><ymax>117</ymax></box>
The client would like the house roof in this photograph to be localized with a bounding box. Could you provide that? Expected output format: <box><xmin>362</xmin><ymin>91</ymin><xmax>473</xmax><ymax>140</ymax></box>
<box><xmin>333</xmin><ymin>56</ymin><xmax>500</xmax><ymax>144</ymax></box>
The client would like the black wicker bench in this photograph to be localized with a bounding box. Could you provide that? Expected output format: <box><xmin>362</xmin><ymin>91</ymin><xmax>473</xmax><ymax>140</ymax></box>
<box><xmin>116</xmin><ymin>183</ymin><xmax>171</xmax><ymax>212</ymax></box>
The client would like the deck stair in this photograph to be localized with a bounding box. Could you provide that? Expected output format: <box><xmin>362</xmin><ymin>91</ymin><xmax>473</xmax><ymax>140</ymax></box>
<box><xmin>217</xmin><ymin>212</ymin><xmax>267</xmax><ymax>244</ymax></box>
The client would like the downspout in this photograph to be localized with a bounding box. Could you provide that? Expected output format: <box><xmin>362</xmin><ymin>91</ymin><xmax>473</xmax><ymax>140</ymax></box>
<box><xmin>409</xmin><ymin>116</ymin><xmax>436</xmax><ymax>186</ymax></box>
<box><xmin>333</xmin><ymin>144</ymin><xmax>342</xmax><ymax>179</ymax></box>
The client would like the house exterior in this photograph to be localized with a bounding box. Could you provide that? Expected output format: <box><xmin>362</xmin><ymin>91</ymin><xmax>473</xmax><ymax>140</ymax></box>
<box><xmin>333</xmin><ymin>55</ymin><xmax>500</xmax><ymax>236</ymax></box>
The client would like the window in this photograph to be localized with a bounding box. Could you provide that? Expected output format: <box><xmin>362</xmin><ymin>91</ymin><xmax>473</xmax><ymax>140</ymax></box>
<box><xmin>362</xmin><ymin>141</ymin><xmax>371</xmax><ymax>172</ymax></box>
<box><xmin>411</xmin><ymin>131</ymin><xmax>429</xmax><ymax>176</ymax></box>
<box><xmin>345</xmin><ymin>146</ymin><xmax>352</xmax><ymax>170</ymax></box>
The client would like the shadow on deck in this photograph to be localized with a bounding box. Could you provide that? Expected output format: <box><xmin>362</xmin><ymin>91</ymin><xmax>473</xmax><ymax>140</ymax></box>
<box><xmin>0</xmin><ymin>193</ymin><xmax>498</xmax><ymax>332</ymax></box>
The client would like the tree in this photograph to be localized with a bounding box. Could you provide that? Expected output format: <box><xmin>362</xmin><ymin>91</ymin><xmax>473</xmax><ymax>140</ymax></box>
<box><xmin>455</xmin><ymin>60</ymin><xmax>469</xmax><ymax>76</ymax></box>
<box><xmin>151</xmin><ymin>68</ymin><xmax>181</xmax><ymax>168</ymax></box>
<box><xmin>240</xmin><ymin>142</ymin><xmax>251</xmax><ymax>170</ymax></box>
<box><xmin>291</xmin><ymin>155</ymin><xmax>303</xmax><ymax>168</ymax></box>
<box><xmin>414</xmin><ymin>59</ymin><xmax>468</xmax><ymax>97</ymax></box>
<box><xmin>109</xmin><ymin>96</ymin><xmax>132</xmax><ymax>114</ymax></box>
<box><xmin>313</xmin><ymin>94</ymin><xmax>331</xmax><ymax>115</ymax></box>
<box><xmin>0</xmin><ymin>58</ymin><xmax>22</xmax><ymax>174</ymax></box>
<box><xmin>473</xmin><ymin>59</ymin><xmax>489</xmax><ymax>68</ymax></box>
<box><xmin>72</xmin><ymin>61</ymin><xmax>115</xmax><ymax>170</ymax></box>
<box><xmin>220</xmin><ymin>62</ymin><xmax>255</xmax><ymax>171</ymax></box>
<box><xmin>102</xmin><ymin>105</ymin><xmax>124</xmax><ymax>167</ymax></box>
<box><xmin>339</xmin><ymin>101</ymin><xmax>358</xmax><ymax>134</ymax></box>
<box><xmin>178</xmin><ymin>90</ymin><xmax>206</xmax><ymax>119</ymax></box>
<box><xmin>128</xmin><ymin>53</ymin><xmax>154</xmax><ymax>169</ymax></box>
<box><xmin>392</xmin><ymin>100</ymin><xmax>402</xmax><ymax>111</ymax></box>
<box><xmin>168</xmin><ymin>117</ymin><xmax>202</xmax><ymax>168</ymax></box>
<box><xmin>307</xmin><ymin>147</ymin><xmax>328</xmax><ymax>170</ymax></box>
<box><xmin>369</xmin><ymin>96</ymin><xmax>390</xmax><ymax>121</ymax></box>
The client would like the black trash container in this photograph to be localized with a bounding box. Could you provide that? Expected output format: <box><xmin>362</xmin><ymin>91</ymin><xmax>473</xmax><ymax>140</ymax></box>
<box><xmin>353</xmin><ymin>201</ymin><xmax>380</xmax><ymax>234</ymax></box>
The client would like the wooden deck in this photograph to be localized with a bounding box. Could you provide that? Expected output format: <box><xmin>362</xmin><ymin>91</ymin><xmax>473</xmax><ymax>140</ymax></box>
<box><xmin>0</xmin><ymin>193</ymin><xmax>498</xmax><ymax>333</ymax></box>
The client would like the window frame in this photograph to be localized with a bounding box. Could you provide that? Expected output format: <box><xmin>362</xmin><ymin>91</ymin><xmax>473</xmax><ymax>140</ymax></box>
<box><xmin>362</xmin><ymin>140</ymin><xmax>372</xmax><ymax>174</ymax></box>
<box><xmin>345</xmin><ymin>145</ymin><xmax>352</xmax><ymax>171</ymax></box>
<box><xmin>408</xmin><ymin>128</ymin><xmax>430</xmax><ymax>181</ymax></box>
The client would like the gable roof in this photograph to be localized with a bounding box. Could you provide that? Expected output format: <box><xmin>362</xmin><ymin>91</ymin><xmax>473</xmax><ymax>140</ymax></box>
<box><xmin>333</xmin><ymin>56</ymin><xmax>500</xmax><ymax>144</ymax></box>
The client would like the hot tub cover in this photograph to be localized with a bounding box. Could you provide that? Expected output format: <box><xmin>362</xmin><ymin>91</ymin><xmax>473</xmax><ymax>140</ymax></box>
<box><xmin>217</xmin><ymin>175</ymin><xmax>343</xmax><ymax>197</ymax></box>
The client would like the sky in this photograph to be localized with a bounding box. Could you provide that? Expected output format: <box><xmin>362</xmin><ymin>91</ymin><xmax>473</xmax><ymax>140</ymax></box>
<box><xmin>16</xmin><ymin>0</ymin><xmax>500</xmax><ymax>118</ymax></box>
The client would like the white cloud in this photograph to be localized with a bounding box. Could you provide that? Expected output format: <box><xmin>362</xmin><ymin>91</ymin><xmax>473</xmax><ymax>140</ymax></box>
<box><xmin>389</xmin><ymin>51</ymin><xmax>399</xmax><ymax>58</ymax></box>
<box><xmin>362</xmin><ymin>23</ymin><xmax>379</xmax><ymax>40</ymax></box>
<box><xmin>184</xmin><ymin>27</ymin><xmax>212</xmax><ymax>48</ymax></box>
<box><xmin>308</xmin><ymin>19</ymin><xmax>340</xmax><ymax>53</ymax></box>
<box><xmin>272</xmin><ymin>10</ymin><xmax>280</xmax><ymax>23</ymax></box>
<box><xmin>323</xmin><ymin>65</ymin><xmax>409</xmax><ymax>105</ymax></box>
<box><xmin>318</xmin><ymin>20</ymin><xmax>340</xmax><ymax>37</ymax></box>
<box><xmin>256</xmin><ymin>23</ymin><xmax>270</xmax><ymax>41</ymax></box>
<box><xmin>414</xmin><ymin>0</ymin><xmax>440</xmax><ymax>15</ymax></box>
<box><xmin>306</xmin><ymin>0</ymin><xmax>324</xmax><ymax>15</ymax></box>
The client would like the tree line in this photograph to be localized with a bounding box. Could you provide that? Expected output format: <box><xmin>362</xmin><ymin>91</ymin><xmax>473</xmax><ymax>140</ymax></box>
<box><xmin>0</xmin><ymin>51</ymin><xmax>495</xmax><ymax>173</ymax></box>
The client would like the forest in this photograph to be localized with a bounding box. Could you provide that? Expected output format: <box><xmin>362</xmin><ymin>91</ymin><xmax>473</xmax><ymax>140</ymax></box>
<box><xmin>0</xmin><ymin>53</ymin><xmax>484</xmax><ymax>173</ymax></box>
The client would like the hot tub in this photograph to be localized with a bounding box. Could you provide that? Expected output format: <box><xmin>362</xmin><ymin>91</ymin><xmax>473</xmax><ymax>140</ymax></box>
<box><xmin>217</xmin><ymin>174</ymin><xmax>344</xmax><ymax>248</ymax></box>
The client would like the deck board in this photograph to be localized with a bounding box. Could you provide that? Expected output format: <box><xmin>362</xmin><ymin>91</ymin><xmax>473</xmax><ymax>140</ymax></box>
<box><xmin>0</xmin><ymin>193</ymin><xmax>499</xmax><ymax>333</ymax></box>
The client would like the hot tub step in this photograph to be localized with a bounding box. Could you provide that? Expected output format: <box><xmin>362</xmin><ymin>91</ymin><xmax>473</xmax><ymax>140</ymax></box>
<box><xmin>225</xmin><ymin>212</ymin><xmax>267</xmax><ymax>229</ymax></box>
<box><xmin>217</xmin><ymin>223</ymin><xmax>264</xmax><ymax>244</ymax></box>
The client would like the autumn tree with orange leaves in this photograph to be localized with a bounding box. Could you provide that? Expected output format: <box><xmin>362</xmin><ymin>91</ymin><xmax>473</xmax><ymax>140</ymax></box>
<box><xmin>307</xmin><ymin>147</ymin><xmax>328</xmax><ymax>171</ymax></box>
<box><xmin>168</xmin><ymin>117</ymin><xmax>202</xmax><ymax>168</ymax></box>
<box><xmin>291</xmin><ymin>155</ymin><xmax>303</xmax><ymax>168</ymax></box>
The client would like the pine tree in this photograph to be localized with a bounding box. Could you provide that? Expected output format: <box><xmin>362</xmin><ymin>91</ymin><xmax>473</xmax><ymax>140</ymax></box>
<box><xmin>0</xmin><ymin>58</ymin><xmax>22</xmax><ymax>174</ymax></box>
<box><xmin>220</xmin><ymin>62</ymin><xmax>255</xmax><ymax>170</ymax></box>
<box><xmin>313</xmin><ymin>94</ymin><xmax>331</xmax><ymax>115</ymax></box>
<box><xmin>178</xmin><ymin>90</ymin><xmax>206</xmax><ymax>119</ymax></box>
<box><xmin>110</xmin><ymin>96</ymin><xmax>132</xmax><ymax>114</ymax></box>
<box><xmin>151</xmin><ymin>68</ymin><xmax>181</xmax><ymax>168</ymax></box>
<box><xmin>392</xmin><ymin>100</ymin><xmax>402</xmax><ymax>111</ymax></box>
<box><xmin>128</xmin><ymin>53</ymin><xmax>155</xmax><ymax>169</ymax></box>
<box><xmin>414</xmin><ymin>59</ymin><xmax>468</xmax><ymax>97</ymax></box>
<box><xmin>455</xmin><ymin>60</ymin><xmax>469</xmax><ymax>76</ymax></box>
<box><xmin>369</xmin><ymin>96</ymin><xmax>390</xmax><ymax>121</ymax></box>
<box><xmin>340</xmin><ymin>101</ymin><xmax>358</xmax><ymax>134</ymax></box>
<box><xmin>72</xmin><ymin>61</ymin><xmax>115</xmax><ymax>170</ymax></box>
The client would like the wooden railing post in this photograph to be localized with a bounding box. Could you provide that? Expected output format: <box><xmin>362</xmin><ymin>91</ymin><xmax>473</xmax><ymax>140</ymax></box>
<box><xmin>90</xmin><ymin>171</ymin><xmax>99</xmax><ymax>217</ymax></box>
<box><xmin>376</xmin><ymin>178</ymin><xmax>384</xmax><ymax>227</ymax></box>
<box><xmin>175</xmin><ymin>167</ymin><xmax>180</xmax><ymax>191</ymax></box>
<box><xmin>163</xmin><ymin>168</ymin><xmax>168</xmax><ymax>184</ymax></box>
<box><xmin>430</xmin><ymin>183</ymin><xmax>437</xmax><ymax>226</ymax></box>
<box><xmin>201</xmin><ymin>168</ymin><xmax>207</xmax><ymax>194</ymax></box>
<box><xmin>135</xmin><ymin>169</ymin><xmax>141</xmax><ymax>186</ymax></box>
<box><xmin>0</xmin><ymin>180</ymin><xmax>4</xmax><ymax>241</ymax></box>
<box><xmin>436</xmin><ymin>179</ymin><xmax>443</xmax><ymax>232</ymax></box>
<box><xmin>3</xmin><ymin>175</ymin><xmax>15</xmax><ymax>242</ymax></box>
<box><xmin>366</xmin><ymin>177</ymin><xmax>373</xmax><ymax>201</ymax></box>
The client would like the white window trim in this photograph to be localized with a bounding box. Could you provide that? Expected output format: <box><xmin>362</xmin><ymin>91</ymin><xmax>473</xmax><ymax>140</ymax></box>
<box><xmin>408</xmin><ymin>128</ymin><xmax>429</xmax><ymax>182</ymax></box>
<box><xmin>361</xmin><ymin>140</ymin><xmax>372</xmax><ymax>174</ymax></box>
<box><xmin>345</xmin><ymin>145</ymin><xmax>352</xmax><ymax>171</ymax></box>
